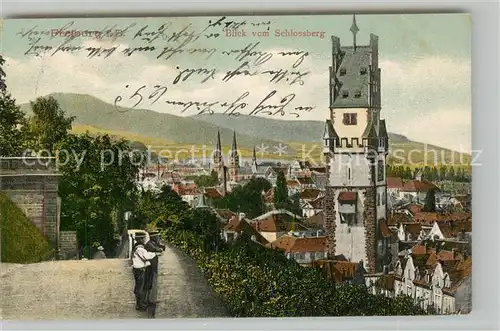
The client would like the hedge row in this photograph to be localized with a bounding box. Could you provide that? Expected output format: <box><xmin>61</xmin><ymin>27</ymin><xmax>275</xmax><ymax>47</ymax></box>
<box><xmin>162</xmin><ymin>227</ymin><xmax>427</xmax><ymax>317</ymax></box>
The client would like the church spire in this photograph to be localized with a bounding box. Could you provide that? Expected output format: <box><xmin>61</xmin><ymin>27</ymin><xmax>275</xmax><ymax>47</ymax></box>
<box><xmin>252</xmin><ymin>146</ymin><xmax>257</xmax><ymax>162</ymax></box>
<box><xmin>231</xmin><ymin>130</ymin><xmax>237</xmax><ymax>152</ymax></box>
<box><xmin>350</xmin><ymin>14</ymin><xmax>359</xmax><ymax>50</ymax></box>
<box><xmin>216</xmin><ymin>130</ymin><xmax>222</xmax><ymax>152</ymax></box>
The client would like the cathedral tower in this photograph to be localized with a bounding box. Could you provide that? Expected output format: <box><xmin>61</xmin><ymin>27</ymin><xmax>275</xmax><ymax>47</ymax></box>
<box><xmin>229</xmin><ymin>131</ymin><xmax>240</xmax><ymax>182</ymax></box>
<box><xmin>212</xmin><ymin>130</ymin><xmax>225</xmax><ymax>183</ymax></box>
<box><xmin>323</xmin><ymin>15</ymin><xmax>390</xmax><ymax>273</ymax></box>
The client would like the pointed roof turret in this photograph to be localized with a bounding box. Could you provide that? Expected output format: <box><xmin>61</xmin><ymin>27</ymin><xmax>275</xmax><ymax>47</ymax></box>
<box><xmin>350</xmin><ymin>14</ymin><xmax>359</xmax><ymax>50</ymax></box>
<box><xmin>232</xmin><ymin>130</ymin><xmax>238</xmax><ymax>151</ymax></box>
<box><xmin>323</xmin><ymin>119</ymin><xmax>340</xmax><ymax>141</ymax></box>
<box><xmin>252</xmin><ymin>146</ymin><xmax>257</xmax><ymax>162</ymax></box>
<box><xmin>216</xmin><ymin>130</ymin><xmax>222</xmax><ymax>152</ymax></box>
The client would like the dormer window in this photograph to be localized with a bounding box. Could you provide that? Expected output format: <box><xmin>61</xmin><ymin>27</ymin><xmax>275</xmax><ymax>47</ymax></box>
<box><xmin>340</xmin><ymin>67</ymin><xmax>347</xmax><ymax>76</ymax></box>
<box><xmin>342</xmin><ymin>91</ymin><xmax>349</xmax><ymax>98</ymax></box>
<box><xmin>360</xmin><ymin>67</ymin><xmax>367</xmax><ymax>75</ymax></box>
<box><xmin>354</xmin><ymin>90</ymin><xmax>361</xmax><ymax>98</ymax></box>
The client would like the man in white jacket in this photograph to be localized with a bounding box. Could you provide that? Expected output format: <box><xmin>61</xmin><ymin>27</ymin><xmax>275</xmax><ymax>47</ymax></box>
<box><xmin>131</xmin><ymin>232</ymin><xmax>158</xmax><ymax>311</ymax></box>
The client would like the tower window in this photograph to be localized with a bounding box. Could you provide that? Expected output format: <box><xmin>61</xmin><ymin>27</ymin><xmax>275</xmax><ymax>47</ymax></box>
<box><xmin>377</xmin><ymin>160</ymin><xmax>384</xmax><ymax>182</ymax></box>
<box><xmin>342</xmin><ymin>91</ymin><xmax>349</xmax><ymax>98</ymax></box>
<box><xmin>354</xmin><ymin>90</ymin><xmax>361</xmax><ymax>98</ymax></box>
<box><xmin>360</xmin><ymin>67</ymin><xmax>367</xmax><ymax>75</ymax></box>
<box><xmin>340</xmin><ymin>67</ymin><xmax>347</xmax><ymax>76</ymax></box>
<box><xmin>343</xmin><ymin>113</ymin><xmax>357</xmax><ymax>125</ymax></box>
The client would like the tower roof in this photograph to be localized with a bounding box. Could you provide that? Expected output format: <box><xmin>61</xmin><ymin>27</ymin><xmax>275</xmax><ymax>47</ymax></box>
<box><xmin>252</xmin><ymin>146</ymin><xmax>257</xmax><ymax>161</ymax></box>
<box><xmin>330</xmin><ymin>15</ymin><xmax>379</xmax><ymax>109</ymax></box>
<box><xmin>216</xmin><ymin>130</ymin><xmax>222</xmax><ymax>151</ymax></box>
<box><xmin>379</xmin><ymin>119</ymin><xmax>388</xmax><ymax>139</ymax></box>
<box><xmin>323</xmin><ymin>119</ymin><xmax>339</xmax><ymax>140</ymax></box>
<box><xmin>232</xmin><ymin>130</ymin><xmax>238</xmax><ymax>151</ymax></box>
<box><xmin>350</xmin><ymin>14</ymin><xmax>359</xmax><ymax>48</ymax></box>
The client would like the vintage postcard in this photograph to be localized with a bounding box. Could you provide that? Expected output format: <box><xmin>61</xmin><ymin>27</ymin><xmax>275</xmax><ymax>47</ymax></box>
<box><xmin>0</xmin><ymin>14</ymin><xmax>471</xmax><ymax>320</ymax></box>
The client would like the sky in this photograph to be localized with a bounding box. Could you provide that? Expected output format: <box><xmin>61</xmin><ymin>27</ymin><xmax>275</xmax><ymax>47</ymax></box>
<box><xmin>1</xmin><ymin>14</ymin><xmax>471</xmax><ymax>152</ymax></box>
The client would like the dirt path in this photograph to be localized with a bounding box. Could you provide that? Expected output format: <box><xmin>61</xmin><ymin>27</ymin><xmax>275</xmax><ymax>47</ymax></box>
<box><xmin>155</xmin><ymin>244</ymin><xmax>230</xmax><ymax>318</ymax></box>
<box><xmin>1</xmin><ymin>243</ymin><xmax>229</xmax><ymax>320</ymax></box>
<box><xmin>1</xmin><ymin>259</ymin><xmax>144</xmax><ymax>320</ymax></box>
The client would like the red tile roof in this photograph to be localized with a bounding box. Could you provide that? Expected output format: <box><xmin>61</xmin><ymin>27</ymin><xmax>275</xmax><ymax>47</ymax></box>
<box><xmin>204</xmin><ymin>187</ymin><xmax>223</xmax><ymax>199</ymax></box>
<box><xmin>338</xmin><ymin>191</ymin><xmax>357</xmax><ymax>202</ymax></box>
<box><xmin>266</xmin><ymin>235</ymin><xmax>327</xmax><ymax>253</ymax></box>
<box><xmin>437</xmin><ymin>221</ymin><xmax>472</xmax><ymax>238</ymax></box>
<box><xmin>224</xmin><ymin>217</ymin><xmax>269</xmax><ymax>245</ymax></box>
<box><xmin>300</xmin><ymin>188</ymin><xmax>321</xmax><ymax>200</ymax></box>
<box><xmin>296</xmin><ymin>177</ymin><xmax>314</xmax><ymax>185</ymax></box>
<box><xmin>214</xmin><ymin>209</ymin><xmax>236</xmax><ymax>221</ymax></box>
<box><xmin>387</xmin><ymin>212</ymin><xmax>412</xmax><ymax>225</ymax></box>
<box><xmin>304</xmin><ymin>211</ymin><xmax>324</xmax><ymax>229</ymax></box>
<box><xmin>406</xmin><ymin>204</ymin><xmax>424</xmax><ymax>215</ymax></box>
<box><xmin>387</xmin><ymin>177</ymin><xmax>404</xmax><ymax>189</ymax></box>
<box><xmin>401</xmin><ymin>179</ymin><xmax>439</xmax><ymax>192</ymax></box>
<box><xmin>252</xmin><ymin>213</ymin><xmax>309</xmax><ymax>233</ymax></box>
<box><xmin>309</xmin><ymin>196</ymin><xmax>324</xmax><ymax>209</ymax></box>
<box><xmin>404</xmin><ymin>223</ymin><xmax>423</xmax><ymax>240</ymax></box>
<box><xmin>442</xmin><ymin>257</ymin><xmax>472</xmax><ymax>295</ymax></box>
<box><xmin>379</xmin><ymin>220</ymin><xmax>393</xmax><ymax>238</ymax></box>
<box><xmin>413</xmin><ymin>212</ymin><xmax>472</xmax><ymax>226</ymax></box>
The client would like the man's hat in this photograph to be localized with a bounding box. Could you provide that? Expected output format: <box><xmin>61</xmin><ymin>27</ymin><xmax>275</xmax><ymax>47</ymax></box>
<box><xmin>97</xmin><ymin>246</ymin><xmax>104</xmax><ymax>251</ymax></box>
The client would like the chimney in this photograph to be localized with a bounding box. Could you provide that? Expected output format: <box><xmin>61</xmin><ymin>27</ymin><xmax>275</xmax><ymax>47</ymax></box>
<box><xmin>382</xmin><ymin>265</ymin><xmax>388</xmax><ymax>275</ymax></box>
<box><xmin>451</xmin><ymin>248</ymin><xmax>457</xmax><ymax>260</ymax></box>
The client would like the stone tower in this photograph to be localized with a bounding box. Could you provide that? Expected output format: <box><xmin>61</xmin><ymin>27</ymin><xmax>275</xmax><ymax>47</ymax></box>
<box><xmin>322</xmin><ymin>15</ymin><xmax>390</xmax><ymax>273</ymax></box>
<box><xmin>228</xmin><ymin>131</ymin><xmax>240</xmax><ymax>182</ymax></box>
<box><xmin>212</xmin><ymin>130</ymin><xmax>225</xmax><ymax>183</ymax></box>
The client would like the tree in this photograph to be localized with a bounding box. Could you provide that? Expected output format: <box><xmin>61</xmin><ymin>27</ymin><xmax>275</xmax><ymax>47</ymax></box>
<box><xmin>432</xmin><ymin>167</ymin><xmax>439</xmax><ymax>182</ymax></box>
<box><xmin>214</xmin><ymin>177</ymin><xmax>271</xmax><ymax>218</ymax></box>
<box><xmin>439</xmin><ymin>166</ymin><xmax>447</xmax><ymax>181</ymax></box>
<box><xmin>193</xmin><ymin>173</ymin><xmax>219</xmax><ymax>188</ymax></box>
<box><xmin>24</xmin><ymin>96</ymin><xmax>75</xmax><ymax>153</ymax></box>
<box><xmin>57</xmin><ymin>133</ymin><xmax>142</xmax><ymax>254</ymax></box>
<box><xmin>273</xmin><ymin>171</ymin><xmax>289</xmax><ymax>209</ymax></box>
<box><xmin>447</xmin><ymin>166</ymin><xmax>456</xmax><ymax>181</ymax></box>
<box><xmin>423</xmin><ymin>188</ymin><xmax>436</xmax><ymax>212</ymax></box>
<box><xmin>134</xmin><ymin>184</ymin><xmax>190</xmax><ymax>230</ymax></box>
<box><xmin>0</xmin><ymin>56</ymin><xmax>26</xmax><ymax>156</ymax></box>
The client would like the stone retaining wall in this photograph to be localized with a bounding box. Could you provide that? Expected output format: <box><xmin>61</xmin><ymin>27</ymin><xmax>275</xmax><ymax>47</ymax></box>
<box><xmin>0</xmin><ymin>157</ymin><xmax>61</xmax><ymax>245</ymax></box>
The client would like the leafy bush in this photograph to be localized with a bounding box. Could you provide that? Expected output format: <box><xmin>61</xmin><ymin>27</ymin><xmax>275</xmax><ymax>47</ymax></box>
<box><xmin>0</xmin><ymin>192</ymin><xmax>54</xmax><ymax>263</ymax></box>
<box><xmin>163</xmin><ymin>227</ymin><xmax>428</xmax><ymax>317</ymax></box>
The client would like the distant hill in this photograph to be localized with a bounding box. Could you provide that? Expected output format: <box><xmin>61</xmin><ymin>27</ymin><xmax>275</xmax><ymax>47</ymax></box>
<box><xmin>193</xmin><ymin>113</ymin><xmax>410</xmax><ymax>144</ymax></box>
<box><xmin>20</xmin><ymin>93</ymin><xmax>296</xmax><ymax>154</ymax></box>
<box><xmin>19</xmin><ymin>93</ymin><xmax>470</xmax><ymax>167</ymax></box>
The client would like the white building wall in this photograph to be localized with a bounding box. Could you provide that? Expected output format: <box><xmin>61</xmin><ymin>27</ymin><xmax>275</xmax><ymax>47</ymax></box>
<box><xmin>332</xmin><ymin>107</ymin><xmax>369</xmax><ymax>139</ymax></box>
<box><xmin>376</xmin><ymin>185</ymin><xmax>387</xmax><ymax>220</ymax></box>
<box><xmin>328</xmin><ymin>153</ymin><xmax>371</xmax><ymax>187</ymax></box>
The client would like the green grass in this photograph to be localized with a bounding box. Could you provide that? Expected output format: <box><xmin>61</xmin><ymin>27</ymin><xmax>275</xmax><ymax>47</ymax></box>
<box><xmin>0</xmin><ymin>192</ymin><xmax>54</xmax><ymax>263</ymax></box>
